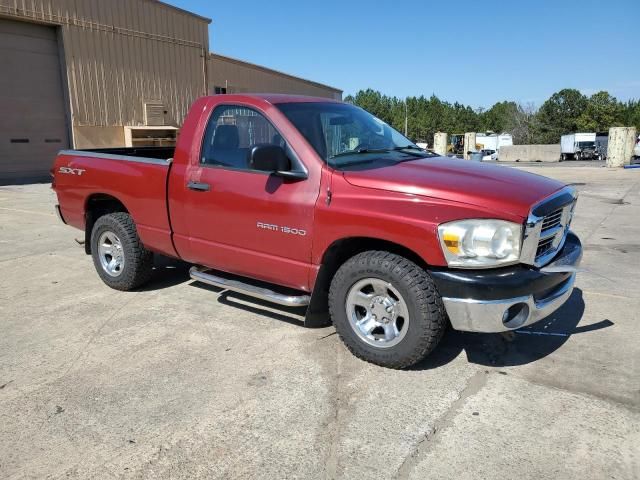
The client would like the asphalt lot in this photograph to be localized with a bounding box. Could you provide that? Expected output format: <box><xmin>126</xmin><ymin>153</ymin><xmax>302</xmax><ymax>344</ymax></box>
<box><xmin>1</xmin><ymin>165</ymin><xmax>639</xmax><ymax>479</ymax></box>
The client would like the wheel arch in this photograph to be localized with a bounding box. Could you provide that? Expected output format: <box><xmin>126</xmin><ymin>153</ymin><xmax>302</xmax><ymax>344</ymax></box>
<box><xmin>304</xmin><ymin>236</ymin><xmax>428</xmax><ymax>328</ymax></box>
<box><xmin>84</xmin><ymin>193</ymin><xmax>129</xmax><ymax>254</ymax></box>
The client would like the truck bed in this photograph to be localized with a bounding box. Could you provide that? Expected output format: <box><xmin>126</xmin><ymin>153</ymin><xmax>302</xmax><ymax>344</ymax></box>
<box><xmin>54</xmin><ymin>146</ymin><xmax>176</xmax><ymax>257</ymax></box>
<box><xmin>67</xmin><ymin>146</ymin><xmax>174</xmax><ymax>161</ymax></box>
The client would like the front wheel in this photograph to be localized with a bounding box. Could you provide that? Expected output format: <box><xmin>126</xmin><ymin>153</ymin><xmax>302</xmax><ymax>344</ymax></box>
<box><xmin>91</xmin><ymin>212</ymin><xmax>153</xmax><ymax>291</ymax></box>
<box><xmin>329</xmin><ymin>251</ymin><xmax>447</xmax><ymax>369</ymax></box>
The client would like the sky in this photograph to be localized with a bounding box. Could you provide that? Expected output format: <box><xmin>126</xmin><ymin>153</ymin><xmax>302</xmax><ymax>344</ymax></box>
<box><xmin>167</xmin><ymin>0</ymin><xmax>638</xmax><ymax>109</ymax></box>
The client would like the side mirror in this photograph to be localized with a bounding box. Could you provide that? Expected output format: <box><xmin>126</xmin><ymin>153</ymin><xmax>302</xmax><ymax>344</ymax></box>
<box><xmin>250</xmin><ymin>144</ymin><xmax>290</xmax><ymax>172</ymax></box>
<box><xmin>250</xmin><ymin>144</ymin><xmax>307</xmax><ymax>180</ymax></box>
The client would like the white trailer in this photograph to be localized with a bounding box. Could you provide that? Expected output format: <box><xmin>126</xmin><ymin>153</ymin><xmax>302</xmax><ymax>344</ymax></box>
<box><xmin>560</xmin><ymin>132</ymin><xmax>602</xmax><ymax>160</ymax></box>
<box><xmin>476</xmin><ymin>134</ymin><xmax>498</xmax><ymax>151</ymax></box>
<box><xmin>476</xmin><ymin>133</ymin><xmax>513</xmax><ymax>160</ymax></box>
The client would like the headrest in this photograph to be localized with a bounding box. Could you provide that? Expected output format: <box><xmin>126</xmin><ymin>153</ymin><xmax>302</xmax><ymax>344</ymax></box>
<box><xmin>213</xmin><ymin>124</ymin><xmax>239</xmax><ymax>149</ymax></box>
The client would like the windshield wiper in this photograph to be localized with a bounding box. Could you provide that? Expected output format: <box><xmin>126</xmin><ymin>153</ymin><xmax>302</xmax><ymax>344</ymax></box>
<box><xmin>392</xmin><ymin>145</ymin><xmax>424</xmax><ymax>151</ymax></box>
<box><xmin>329</xmin><ymin>148</ymin><xmax>391</xmax><ymax>159</ymax></box>
<box><xmin>394</xmin><ymin>146</ymin><xmax>435</xmax><ymax>154</ymax></box>
<box><xmin>393</xmin><ymin>145</ymin><xmax>439</xmax><ymax>157</ymax></box>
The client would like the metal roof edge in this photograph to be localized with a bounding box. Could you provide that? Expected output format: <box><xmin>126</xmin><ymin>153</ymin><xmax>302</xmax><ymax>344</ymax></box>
<box><xmin>154</xmin><ymin>0</ymin><xmax>212</xmax><ymax>24</ymax></box>
<box><xmin>210</xmin><ymin>52</ymin><xmax>342</xmax><ymax>93</ymax></box>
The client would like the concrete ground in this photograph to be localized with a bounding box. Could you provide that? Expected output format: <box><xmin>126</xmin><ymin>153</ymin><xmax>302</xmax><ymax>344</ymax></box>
<box><xmin>1</xmin><ymin>165</ymin><xmax>639</xmax><ymax>479</ymax></box>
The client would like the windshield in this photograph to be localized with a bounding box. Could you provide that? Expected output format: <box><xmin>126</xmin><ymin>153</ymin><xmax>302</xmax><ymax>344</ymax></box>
<box><xmin>577</xmin><ymin>141</ymin><xmax>595</xmax><ymax>148</ymax></box>
<box><xmin>276</xmin><ymin>102</ymin><xmax>435</xmax><ymax>169</ymax></box>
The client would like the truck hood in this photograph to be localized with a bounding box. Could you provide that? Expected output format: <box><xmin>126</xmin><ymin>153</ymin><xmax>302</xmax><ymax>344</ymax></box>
<box><xmin>342</xmin><ymin>156</ymin><xmax>565</xmax><ymax>218</ymax></box>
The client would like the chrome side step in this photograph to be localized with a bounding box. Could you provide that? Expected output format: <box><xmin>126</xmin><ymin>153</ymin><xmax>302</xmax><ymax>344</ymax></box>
<box><xmin>189</xmin><ymin>267</ymin><xmax>311</xmax><ymax>307</ymax></box>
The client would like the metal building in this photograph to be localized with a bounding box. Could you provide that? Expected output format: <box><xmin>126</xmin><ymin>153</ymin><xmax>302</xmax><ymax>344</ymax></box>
<box><xmin>0</xmin><ymin>0</ymin><xmax>342</xmax><ymax>184</ymax></box>
<box><xmin>208</xmin><ymin>53</ymin><xmax>342</xmax><ymax>101</ymax></box>
<box><xmin>0</xmin><ymin>0</ymin><xmax>210</xmax><ymax>183</ymax></box>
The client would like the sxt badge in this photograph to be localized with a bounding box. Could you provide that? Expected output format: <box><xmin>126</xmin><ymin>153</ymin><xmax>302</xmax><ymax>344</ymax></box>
<box><xmin>59</xmin><ymin>166</ymin><xmax>86</xmax><ymax>176</ymax></box>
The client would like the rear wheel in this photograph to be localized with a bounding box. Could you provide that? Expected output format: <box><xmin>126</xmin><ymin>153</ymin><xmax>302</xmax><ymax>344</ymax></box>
<box><xmin>91</xmin><ymin>212</ymin><xmax>153</xmax><ymax>291</ymax></box>
<box><xmin>329</xmin><ymin>251</ymin><xmax>447</xmax><ymax>369</ymax></box>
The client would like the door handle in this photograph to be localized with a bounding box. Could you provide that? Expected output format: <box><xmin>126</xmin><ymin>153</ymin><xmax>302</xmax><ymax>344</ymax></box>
<box><xmin>187</xmin><ymin>181</ymin><xmax>210</xmax><ymax>192</ymax></box>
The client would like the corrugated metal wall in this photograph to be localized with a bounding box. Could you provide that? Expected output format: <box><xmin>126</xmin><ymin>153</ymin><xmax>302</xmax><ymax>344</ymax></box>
<box><xmin>209</xmin><ymin>54</ymin><xmax>342</xmax><ymax>101</ymax></box>
<box><xmin>0</xmin><ymin>0</ymin><xmax>210</xmax><ymax>128</ymax></box>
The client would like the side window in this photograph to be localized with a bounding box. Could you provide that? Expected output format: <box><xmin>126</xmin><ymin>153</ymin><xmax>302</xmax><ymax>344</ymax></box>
<box><xmin>201</xmin><ymin>105</ymin><xmax>285</xmax><ymax>170</ymax></box>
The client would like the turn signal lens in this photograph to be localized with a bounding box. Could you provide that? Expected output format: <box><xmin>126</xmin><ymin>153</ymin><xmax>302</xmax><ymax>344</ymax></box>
<box><xmin>442</xmin><ymin>232</ymin><xmax>461</xmax><ymax>254</ymax></box>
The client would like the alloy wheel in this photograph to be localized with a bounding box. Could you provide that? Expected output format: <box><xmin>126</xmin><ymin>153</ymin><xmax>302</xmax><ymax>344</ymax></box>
<box><xmin>97</xmin><ymin>231</ymin><xmax>125</xmax><ymax>277</ymax></box>
<box><xmin>345</xmin><ymin>277</ymin><xmax>410</xmax><ymax>348</ymax></box>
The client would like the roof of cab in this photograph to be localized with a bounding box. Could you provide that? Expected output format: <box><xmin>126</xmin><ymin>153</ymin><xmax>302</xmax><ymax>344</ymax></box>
<box><xmin>208</xmin><ymin>93</ymin><xmax>343</xmax><ymax>105</ymax></box>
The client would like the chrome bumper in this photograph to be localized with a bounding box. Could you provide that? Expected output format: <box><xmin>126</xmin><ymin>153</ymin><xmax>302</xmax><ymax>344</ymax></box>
<box><xmin>443</xmin><ymin>273</ymin><xmax>576</xmax><ymax>332</ymax></box>
<box><xmin>441</xmin><ymin>231</ymin><xmax>582</xmax><ymax>333</ymax></box>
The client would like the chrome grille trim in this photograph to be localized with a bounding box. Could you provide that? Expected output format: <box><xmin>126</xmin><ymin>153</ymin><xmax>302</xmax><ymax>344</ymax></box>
<box><xmin>539</xmin><ymin>224</ymin><xmax>564</xmax><ymax>240</ymax></box>
<box><xmin>536</xmin><ymin>237</ymin><xmax>555</xmax><ymax>257</ymax></box>
<box><xmin>541</xmin><ymin>208</ymin><xmax>563</xmax><ymax>231</ymax></box>
<box><xmin>521</xmin><ymin>187</ymin><xmax>578</xmax><ymax>267</ymax></box>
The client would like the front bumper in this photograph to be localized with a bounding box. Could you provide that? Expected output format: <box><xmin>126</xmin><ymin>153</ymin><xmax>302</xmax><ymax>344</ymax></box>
<box><xmin>430</xmin><ymin>231</ymin><xmax>582</xmax><ymax>332</ymax></box>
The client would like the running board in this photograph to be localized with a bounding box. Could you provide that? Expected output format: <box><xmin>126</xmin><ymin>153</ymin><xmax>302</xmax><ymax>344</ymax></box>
<box><xmin>189</xmin><ymin>267</ymin><xmax>311</xmax><ymax>308</ymax></box>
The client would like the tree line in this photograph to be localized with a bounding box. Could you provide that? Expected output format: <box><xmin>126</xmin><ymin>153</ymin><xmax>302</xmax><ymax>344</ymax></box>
<box><xmin>344</xmin><ymin>88</ymin><xmax>640</xmax><ymax>146</ymax></box>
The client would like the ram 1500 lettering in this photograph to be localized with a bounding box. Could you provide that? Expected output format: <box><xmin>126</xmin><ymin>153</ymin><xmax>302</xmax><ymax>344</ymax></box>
<box><xmin>52</xmin><ymin>94</ymin><xmax>582</xmax><ymax>368</ymax></box>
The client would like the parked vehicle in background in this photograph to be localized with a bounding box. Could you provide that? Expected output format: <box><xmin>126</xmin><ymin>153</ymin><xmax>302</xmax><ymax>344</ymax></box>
<box><xmin>633</xmin><ymin>135</ymin><xmax>640</xmax><ymax>161</ymax></box>
<box><xmin>576</xmin><ymin>141</ymin><xmax>602</xmax><ymax>160</ymax></box>
<box><xmin>561</xmin><ymin>132</ymin><xmax>607</xmax><ymax>161</ymax></box>
<box><xmin>416</xmin><ymin>142</ymin><xmax>429</xmax><ymax>150</ymax></box>
<box><xmin>481</xmin><ymin>149</ymin><xmax>497</xmax><ymax>161</ymax></box>
<box><xmin>595</xmin><ymin>132</ymin><xmax>609</xmax><ymax>159</ymax></box>
<box><xmin>52</xmin><ymin>94</ymin><xmax>582</xmax><ymax>369</ymax></box>
<box><xmin>476</xmin><ymin>133</ymin><xmax>512</xmax><ymax>160</ymax></box>
<box><xmin>449</xmin><ymin>134</ymin><xmax>465</xmax><ymax>155</ymax></box>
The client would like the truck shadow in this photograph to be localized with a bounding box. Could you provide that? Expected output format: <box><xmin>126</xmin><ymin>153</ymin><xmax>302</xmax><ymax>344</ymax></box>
<box><xmin>140</xmin><ymin>256</ymin><xmax>309</xmax><ymax>325</ymax></box>
<box><xmin>412</xmin><ymin>288</ymin><xmax>613</xmax><ymax>370</ymax></box>
<box><xmin>137</xmin><ymin>255</ymin><xmax>192</xmax><ymax>291</ymax></box>
<box><xmin>141</xmin><ymin>265</ymin><xmax>612</xmax><ymax>371</ymax></box>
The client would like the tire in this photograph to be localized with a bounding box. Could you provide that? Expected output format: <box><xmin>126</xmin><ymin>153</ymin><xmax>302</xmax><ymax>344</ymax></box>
<box><xmin>575</xmin><ymin>152</ymin><xmax>581</xmax><ymax>161</ymax></box>
<box><xmin>560</xmin><ymin>154</ymin><xmax>565</xmax><ymax>162</ymax></box>
<box><xmin>90</xmin><ymin>212</ymin><xmax>153</xmax><ymax>291</ymax></box>
<box><xmin>328</xmin><ymin>251</ymin><xmax>447</xmax><ymax>369</ymax></box>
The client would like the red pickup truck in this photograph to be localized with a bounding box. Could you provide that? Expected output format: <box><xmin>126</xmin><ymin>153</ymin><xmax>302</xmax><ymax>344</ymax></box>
<box><xmin>52</xmin><ymin>94</ymin><xmax>582</xmax><ymax>368</ymax></box>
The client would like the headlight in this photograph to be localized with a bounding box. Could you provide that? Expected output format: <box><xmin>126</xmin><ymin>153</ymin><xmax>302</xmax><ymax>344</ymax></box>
<box><xmin>438</xmin><ymin>219</ymin><xmax>522</xmax><ymax>268</ymax></box>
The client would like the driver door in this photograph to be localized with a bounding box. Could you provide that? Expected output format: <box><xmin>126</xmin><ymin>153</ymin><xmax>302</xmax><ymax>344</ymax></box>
<box><xmin>178</xmin><ymin>103</ymin><xmax>319</xmax><ymax>291</ymax></box>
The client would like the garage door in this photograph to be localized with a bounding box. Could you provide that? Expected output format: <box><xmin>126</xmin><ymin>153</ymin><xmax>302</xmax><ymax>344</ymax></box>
<box><xmin>0</xmin><ymin>18</ymin><xmax>69</xmax><ymax>184</ymax></box>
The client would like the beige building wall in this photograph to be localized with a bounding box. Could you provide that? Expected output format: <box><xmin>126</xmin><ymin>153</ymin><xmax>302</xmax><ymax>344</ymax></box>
<box><xmin>209</xmin><ymin>53</ymin><xmax>342</xmax><ymax>100</ymax></box>
<box><xmin>73</xmin><ymin>126</ymin><xmax>126</xmax><ymax>149</ymax></box>
<box><xmin>0</xmin><ymin>0</ymin><xmax>343</xmax><ymax>162</ymax></box>
<box><xmin>0</xmin><ymin>0</ymin><xmax>210</xmax><ymax>146</ymax></box>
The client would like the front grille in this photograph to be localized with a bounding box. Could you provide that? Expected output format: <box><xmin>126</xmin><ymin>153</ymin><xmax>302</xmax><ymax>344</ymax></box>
<box><xmin>534</xmin><ymin>200</ymin><xmax>575</xmax><ymax>263</ymax></box>
<box><xmin>536</xmin><ymin>236</ymin><xmax>555</xmax><ymax>257</ymax></box>
<box><xmin>541</xmin><ymin>208</ymin><xmax>563</xmax><ymax>232</ymax></box>
<box><xmin>522</xmin><ymin>188</ymin><xmax>577</xmax><ymax>267</ymax></box>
